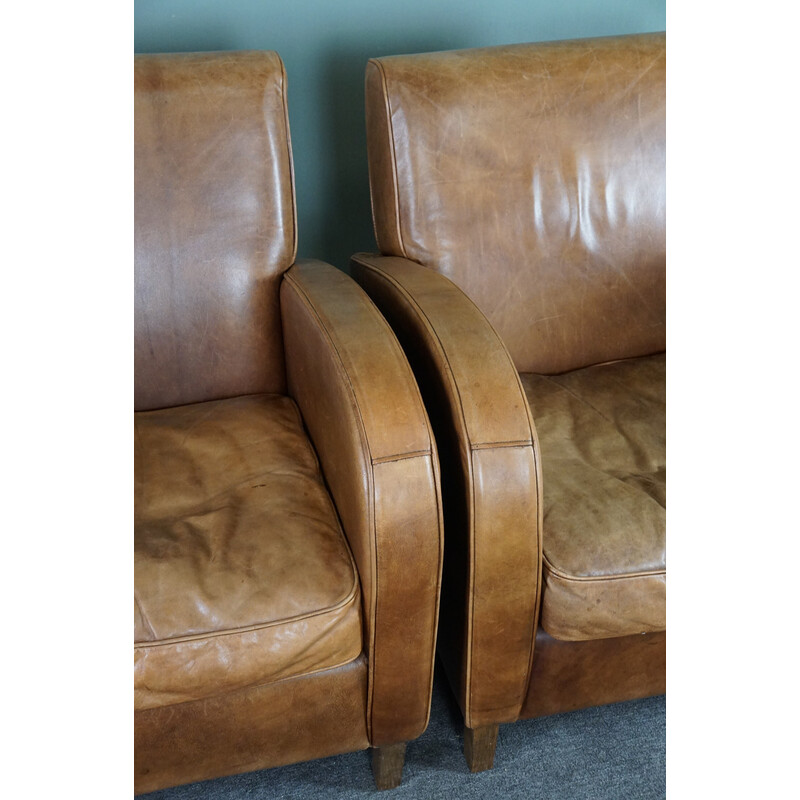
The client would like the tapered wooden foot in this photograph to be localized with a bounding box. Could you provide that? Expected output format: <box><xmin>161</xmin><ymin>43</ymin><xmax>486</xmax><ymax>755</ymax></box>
<box><xmin>371</xmin><ymin>742</ymin><xmax>406</xmax><ymax>790</ymax></box>
<box><xmin>464</xmin><ymin>723</ymin><xmax>499</xmax><ymax>772</ymax></box>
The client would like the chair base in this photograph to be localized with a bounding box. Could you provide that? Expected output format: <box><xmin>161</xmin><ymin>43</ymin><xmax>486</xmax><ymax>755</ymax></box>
<box><xmin>464</xmin><ymin>724</ymin><xmax>499</xmax><ymax>772</ymax></box>
<box><xmin>371</xmin><ymin>742</ymin><xmax>406</xmax><ymax>790</ymax></box>
<box><xmin>450</xmin><ymin>629</ymin><xmax>664</xmax><ymax>774</ymax></box>
<box><xmin>135</xmin><ymin>657</ymin><xmax>369</xmax><ymax>794</ymax></box>
<box><xmin>521</xmin><ymin>628</ymin><xmax>666</xmax><ymax>719</ymax></box>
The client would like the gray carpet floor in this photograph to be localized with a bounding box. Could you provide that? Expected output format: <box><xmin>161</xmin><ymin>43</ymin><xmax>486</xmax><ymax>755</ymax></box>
<box><xmin>141</xmin><ymin>662</ymin><xmax>666</xmax><ymax>799</ymax></box>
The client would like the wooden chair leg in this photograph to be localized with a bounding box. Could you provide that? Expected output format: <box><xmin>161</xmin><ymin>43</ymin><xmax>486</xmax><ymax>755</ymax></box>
<box><xmin>371</xmin><ymin>742</ymin><xmax>406</xmax><ymax>790</ymax></box>
<box><xmin>464</xmin><ymin>723</ymin><xmax>499</xmax><ymax>772</ymax></box>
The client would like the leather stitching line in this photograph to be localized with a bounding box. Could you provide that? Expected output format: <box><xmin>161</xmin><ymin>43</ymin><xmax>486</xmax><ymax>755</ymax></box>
<box><xmin>278</xmin><ymin>55</ymin><xmax>299</xmax><ymax>265</ymax></box>
<box><xmin>135</xmin><ymin>653</ymin><xmax>368</xmax><ymax>713</ymax></box>
<box><xmin>470</xmin><ymin>440</ymin><xmax>531</xmax><ymax>450</ymax></box>
<box><xmin>134</xmin><ymin>581</ymin><xmax>361</xmax><ymax>649</ymax></box>
<box><xmin>372</xmin><ymin>449</ymin><xmax>431</xmax><ymax>464</ymax></box>
<box><xmin>543</xmin><ymin>554</ymin><xmax>666</xmax><ymax>582</ymax></box>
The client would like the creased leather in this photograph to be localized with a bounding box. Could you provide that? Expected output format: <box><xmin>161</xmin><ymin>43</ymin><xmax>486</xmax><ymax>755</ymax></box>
<box><xmin>350</xmin><ymin>254</ymin><xmax>541</xmax><ymax>729</ymax></box>
<box><xmin>280</xmin><ymin>259</ymin><xmax>444</xmax><ymax>745</ymax></box>
<box><xmin>521</xmin><ymin>354</ymin><xmax>666</xmax><ymax>640</ymax></box>
<box><xmin>366</xmin><ymin>33</ymin><xmax>666</xmax><ymax>375</ymax></box>
<box><xmin>134</xmin><ymin>394</ymin><xmax>362</xmax><ymax>709</ymax></box>
<box><xmin>134</xmin><ymin>51</ymin><xmax>297</xmax><ymax>410</ymax></box>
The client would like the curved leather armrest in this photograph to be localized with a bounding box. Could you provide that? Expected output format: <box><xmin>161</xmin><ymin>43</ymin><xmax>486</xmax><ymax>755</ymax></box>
<box><xmin>280</xmin><ymin>259</ymin><xmax>443</xmax><ymax>746</ymax></box>
<box><xmin>350</xmin><ymin>253</ymin><xmax>542</xmax><ymax>728</ymax></box>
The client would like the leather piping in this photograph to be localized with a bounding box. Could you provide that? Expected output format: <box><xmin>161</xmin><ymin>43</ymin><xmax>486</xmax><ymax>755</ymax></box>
<box><xmin>277</xmin><ymin>56</ymin><xmax>298</xmax><ymax>264</ymax></box>
<box><xmin>371</xmin><ymin>449</ymin><xmax>431</xmax><ymax>464</ymax></box>
<box><xmin>134</xmin><ymin>584</ymin><xmax>361</xmax><ymax>649</ymax></box>
<box><xmin>137</xmin><ymin>652</ymin><xmax>367</xmax><ymax>712</ymax></box>
<box><xmin>471</xmin><ymin>439</ymin><xmax>531</xmax><ymax>450</ymax></box>
<box><xmin>543</xmin><ymin>555</ymin><xmax>666</xmax><ymax>582</ymax></box>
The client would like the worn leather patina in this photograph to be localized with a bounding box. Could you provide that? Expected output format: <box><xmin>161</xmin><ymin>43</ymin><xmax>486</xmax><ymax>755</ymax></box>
<box><xmin>135</xmin><ymin>51</ymin><xmax>296</xmax><ymax>411</ymax></box>
<box><xmin>354</xmin><ymin>32</ymin><xmax>666</xmax><ymax>759</ymax></box>
<box><xmin>365</xmin><ymin>34</ymin><xmax>665</xmax><ymax>376</ymax></box>
<box><xmin>135</xmin><ymin>51</ymin><xmax>443</xmax><ymax>794</ymax></box>
<box><xmin>281</xmin><ymin>260</ymin><xmax>444</xmax><ymax>747</ymax></box>
<box><xmin>134</xmin><ymin>394</ymin><xmax>363</xmax><ymax>711</ymax></box>
<box><xmin>350</xmin><ymin>253</ymin><xmax>541</xmax><ymax>731</ymax></box>
<box><xmin>522</xmin><ymin>355</ymin><xmax>666</xmax><ymax>641</ymax></box>
<box><xmin>521</xmin><ymin>629</ymin><xmax>666</xmax><ymax>719</ymax></box>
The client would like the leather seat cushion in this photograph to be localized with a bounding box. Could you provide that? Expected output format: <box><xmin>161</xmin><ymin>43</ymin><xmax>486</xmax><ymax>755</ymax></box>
<box><xmin>134</xmin><ymin>394</ymin><xmax>362</xmax><ymax>711</ymax></box>
<box><xmin>520</xmin><ymin>354</ymin><xmax>665</xmax><ymax>641</ymax></box>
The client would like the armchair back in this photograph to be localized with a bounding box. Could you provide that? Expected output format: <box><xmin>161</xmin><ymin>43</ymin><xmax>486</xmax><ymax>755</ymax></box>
<box><xmin>135</xmin><ymin>51</ymin><xmax>297</xmax><ymax>410</ymax></box>
<box><xmin>366</xmin><ymin>33</ymin><xmax>666</xmax><ymax>374</ymax></box>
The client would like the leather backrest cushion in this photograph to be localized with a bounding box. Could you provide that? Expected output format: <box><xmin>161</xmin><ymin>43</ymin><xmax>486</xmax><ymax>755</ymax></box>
<box><xmin>135</xmin><ymin>51</ymin><xmax>297</xmax><ymax>410</ymax></box>
<box><xmin>367</xmin><ymin>34</ymin><xmax>665</xmax><ymax>374</ymax></box>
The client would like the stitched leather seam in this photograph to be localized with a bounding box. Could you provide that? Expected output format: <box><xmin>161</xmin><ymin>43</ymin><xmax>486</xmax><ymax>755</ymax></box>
<box><xmin>371</xmin><ymin>449</ymin><xmax>431</xmax><ymax>464</ymax></box>
<box><xmin>365</xmin><ymin>61</ymin><xmax>386</xmax><ymax>255</ymax></box>
<box><xmin>470</xmin><ymin>440</ymin><xmax>531</xmax><ymax>450</ymax></box>
<box><xmin>135</xmin><ymin>391</ymin><xmax>361</xmax><ymax>649</ymax></box>
<box><xmin>278</xmin><ymin>55</ymin><xmax>298</xmax><ymax>265</ymax></box>
<box><xmin>135</xmin><ymin>653</ymin><xmax>368</xmax><ymax>713</ymax></box>
<box><xmin>372</xmin><ymin>59</ymin><xmax>408</xmax><ymax>259</ymax></box>
<box><xmin>543</xmin><ymin>555</ymin><xmax>665</xmax><ymax>582</ymax></box>
<box><xmin>134</xmin><ymin>581</ymin><xmax>361</xmax><ymax>649</ymax></box>
<box><xmin>468</xmin><ymin>444</ymin><xmax>540</xmax><ymax>723</ymax></box>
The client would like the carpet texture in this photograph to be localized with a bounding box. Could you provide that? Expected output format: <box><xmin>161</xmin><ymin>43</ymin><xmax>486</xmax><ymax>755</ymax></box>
<box><xmin>140</xmin><ymin>661</ymin><xmax>666</xmax><ymax>799</ymax></box>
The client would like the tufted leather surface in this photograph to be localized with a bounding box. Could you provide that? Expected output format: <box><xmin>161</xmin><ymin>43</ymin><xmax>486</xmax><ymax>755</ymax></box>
<box><xmin>521</xmin><ymin>354</ymin><xmax>665</xmax><ymax>640</ymax></box>
<box><xmin>134</xmin><ymin>393</ymin><xmax>362</xmax><ymax>710</ymax></box>
<box><xmin>135</xmin><ymin>51</ymin><xmax>297</xmax><ymax>411</ymax></box>
<box><xmin>366</xmin><ymin>33</ymin><xmax>666</xmax><ymax>375</ymax></box>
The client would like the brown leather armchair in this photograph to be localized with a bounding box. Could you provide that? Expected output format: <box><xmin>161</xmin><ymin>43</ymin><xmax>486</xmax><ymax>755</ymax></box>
<box><xmin>134</xmin><ymin>51</ymin><xmax>443</xmax><ymax>793</ymax></box>
<box><xmin>351</xmin><ymin>33</ymin><xmax>666</xmax><ymax>770</ymax></box>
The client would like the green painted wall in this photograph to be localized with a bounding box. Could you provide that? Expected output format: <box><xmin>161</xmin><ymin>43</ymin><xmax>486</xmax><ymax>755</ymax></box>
<box><xmin>135</xmin><ymin>1</ymin><xmax>666</xmax><ymax>270</ymax></box>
